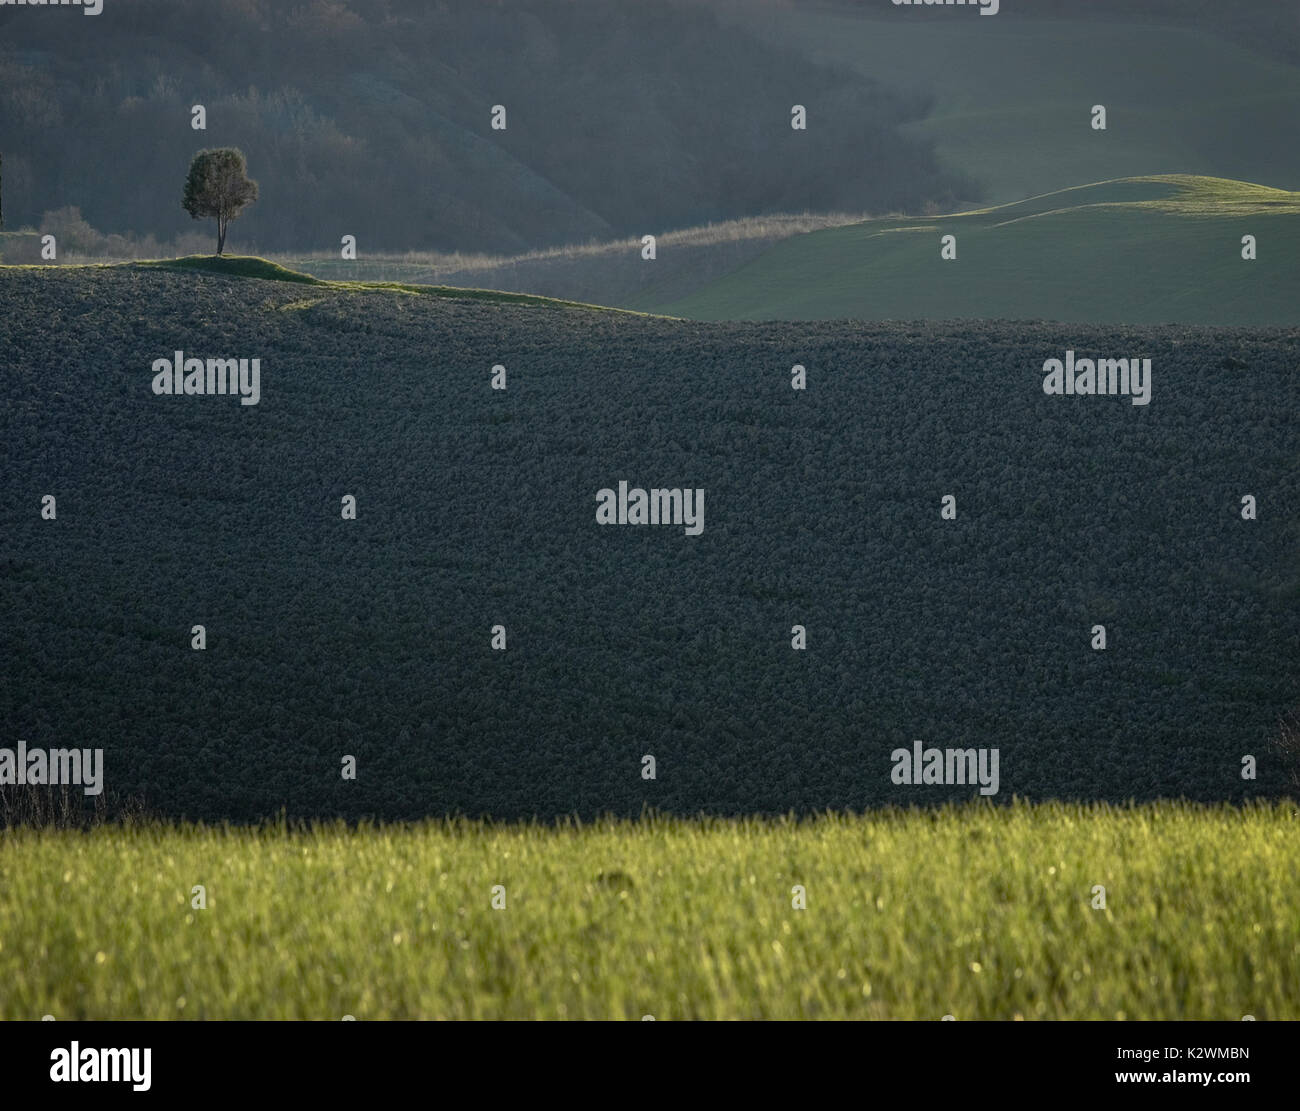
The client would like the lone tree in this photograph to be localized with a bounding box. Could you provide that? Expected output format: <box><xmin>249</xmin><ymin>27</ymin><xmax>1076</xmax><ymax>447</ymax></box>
<box><xmin>182</xmin><ymin>148</ymin><xmax>258</xmax><ymax>255</ymax></box>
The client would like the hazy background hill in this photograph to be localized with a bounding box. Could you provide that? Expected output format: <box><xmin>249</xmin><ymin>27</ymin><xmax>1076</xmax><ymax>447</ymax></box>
<box><xmin>6</xmin><ymin>1</ymin><xmax>1298</xmax><ymax>263</ymax></box>
<box><xmin>4</xmin><ymin>0</ymin><xmax>1298</xmax><ymax>324</ymax></box>
<box><xmin>728</xmin><ymin>3</ymin><xmax>1300</xmax><ymax>206</ymax></box>
<box><xmin>0</xmin><ymin>0</ymin><xmax>970</xmax><ymax>255</ymax></box>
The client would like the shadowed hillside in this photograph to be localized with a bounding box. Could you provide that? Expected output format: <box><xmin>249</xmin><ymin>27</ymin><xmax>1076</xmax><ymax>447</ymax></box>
<box><xmin>1</xmin><ymin>266</ymin><xmax>1295</xmax><ymax>821</ymax></box>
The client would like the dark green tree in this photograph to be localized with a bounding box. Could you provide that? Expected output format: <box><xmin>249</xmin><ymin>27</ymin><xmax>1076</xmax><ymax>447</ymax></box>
<box><xmin>181</xmin><ymin>148</ymin><xmax>258</xmax><ymax>255</ymax></box>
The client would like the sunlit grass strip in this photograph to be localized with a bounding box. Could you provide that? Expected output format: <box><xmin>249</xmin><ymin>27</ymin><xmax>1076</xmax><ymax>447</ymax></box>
<box><xmin>0</xmin><ymin>256</ymin><xmax>670</xmax><ymax>315</ymax></box>
<box><xmin>1</xmin><ymin>801</ymin><xmax>1295</xmax><ymax>1020</ymax></box>
<box><xmin>131</xmin><ymin>256</ymin><xmax>668</xmax><ymax>314</ymax></box>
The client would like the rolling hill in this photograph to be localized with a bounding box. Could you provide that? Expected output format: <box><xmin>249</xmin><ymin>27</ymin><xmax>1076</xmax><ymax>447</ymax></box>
<box><xmin>637</xmin><ymin>175</ymin><xmax>1300</xmax><ymax>324</ymax></box>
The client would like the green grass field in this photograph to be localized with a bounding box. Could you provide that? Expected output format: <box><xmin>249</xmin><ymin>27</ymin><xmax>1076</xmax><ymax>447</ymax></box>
<box><xmin>639</xmin><ymin>175</ymin><xmax>1300</xmax><ymax>322</ymax></box>
<box><xmin>3</xmin><ymin>802</ymin><xmax>1296</xmax><ymax>1020</ymax></box>
<box><xmin>731</xmin><ymin>13</ymin><xmax>1300</xmax><ymax>206</ymax></box>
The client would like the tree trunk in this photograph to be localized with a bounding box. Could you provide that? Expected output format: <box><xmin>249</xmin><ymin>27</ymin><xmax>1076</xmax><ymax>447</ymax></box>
<box><xmin>216</xmin><ymin>217</ymin><xmax>227</xmax><ymax>256</ymax></box>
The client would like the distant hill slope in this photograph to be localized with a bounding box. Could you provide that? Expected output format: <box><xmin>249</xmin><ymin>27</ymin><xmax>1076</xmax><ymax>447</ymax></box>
<box><xmin>639</xmin><ymin>176</ymin><xmax>1300</xmax><ymax>324</ymax></box>
<box><xmin>728</xmin><ymin>11</ymin><xmax>1300</xmax><ymax>205</ymax></box>
<box><xmin>275</xmin><ymin>213</ymin><xmax>866</xmax><ymax>311</ymax></box>
<box><xmin>1</xmin><ymin>267</ymin><xmax>1296</xmax><ymax>820</ymax></box>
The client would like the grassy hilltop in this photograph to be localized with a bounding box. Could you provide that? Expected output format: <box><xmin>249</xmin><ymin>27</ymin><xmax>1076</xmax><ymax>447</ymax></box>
<box><xmin>639</xmin><ymin>176</ymin><xmax>1300</xmax><ymax>322</ymax></box>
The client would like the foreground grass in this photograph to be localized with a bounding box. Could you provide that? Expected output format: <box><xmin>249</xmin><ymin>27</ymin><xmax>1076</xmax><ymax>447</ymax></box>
<box><xmin>1</xmin><ymin>802</ymin><xmax>1296</xmax><ymax>1020</ymax></box>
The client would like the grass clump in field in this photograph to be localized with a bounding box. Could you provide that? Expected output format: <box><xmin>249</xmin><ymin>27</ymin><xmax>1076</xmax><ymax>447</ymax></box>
<box><xmin>1</xmin><ymin>801</ymin><xmax>1295</xmax><ymax>1020</ymax></box>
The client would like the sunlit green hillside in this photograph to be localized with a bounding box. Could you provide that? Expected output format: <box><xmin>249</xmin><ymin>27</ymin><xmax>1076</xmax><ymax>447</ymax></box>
<box><xmin>642</xmin><ymin>176</ymin><xmax>1300</xmax><ymax>323</ymax></box>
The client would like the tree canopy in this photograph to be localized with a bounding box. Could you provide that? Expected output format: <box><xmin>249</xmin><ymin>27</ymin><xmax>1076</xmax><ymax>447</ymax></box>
<box><xmin>181</xmin><ymin>148</ymin><xmax>258</xmax><ymax>255</ymax></box>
